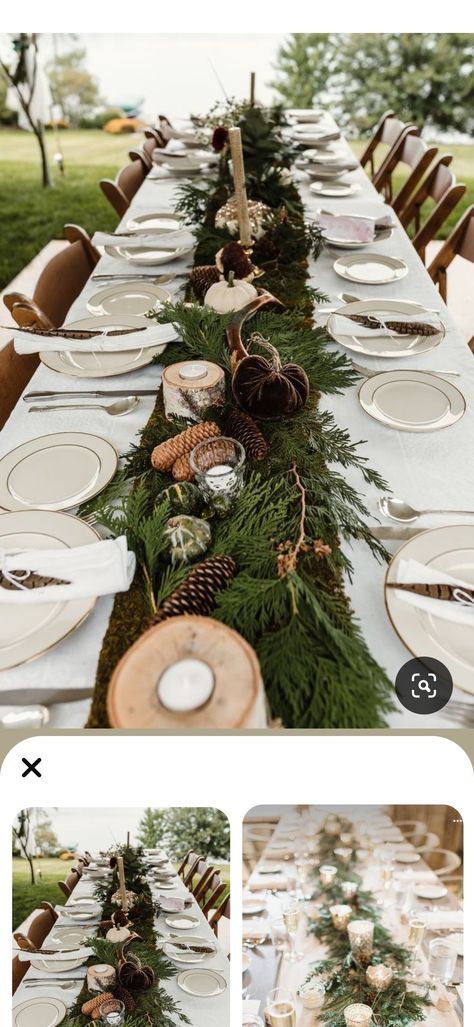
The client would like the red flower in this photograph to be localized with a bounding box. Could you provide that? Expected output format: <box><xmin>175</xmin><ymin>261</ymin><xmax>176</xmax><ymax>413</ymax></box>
<box><xmin>212</xmin><ymin>126</ymin><xmax>228</xmax><ymax>152</ymax></box>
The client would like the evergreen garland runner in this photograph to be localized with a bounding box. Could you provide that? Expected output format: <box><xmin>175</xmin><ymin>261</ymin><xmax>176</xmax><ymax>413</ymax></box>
<box><xmin>63</xmin><ymin>844</ymin><xmax>191</xmax><ymax>1027</ymax></box>
<box><xmin>85</xmin><ymin>102</ymin><xmax>396</xmax><ymax>729</ymax></box>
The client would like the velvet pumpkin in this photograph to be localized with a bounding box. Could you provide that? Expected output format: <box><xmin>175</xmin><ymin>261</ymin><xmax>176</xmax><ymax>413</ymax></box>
<box><xmin>232</xmin><ymin>333</ymin><xmax>309</xmax><ymax>419</ymax></box>
<box><xmin>118</xmin><ymin>951</ymin><xmax>155</xmax><ymax>991</ymax></box>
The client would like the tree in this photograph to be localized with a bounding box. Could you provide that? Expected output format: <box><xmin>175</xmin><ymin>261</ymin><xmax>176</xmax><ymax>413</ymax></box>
<box><xmin>137</xmin><ymin>808</ymin><xmax>230</xmax><ymax>861</ymax></box>
<box><xmin>34</xmin><ymin>814</ymin><xmax>59</xmax><ymax>856</ymax></box>
<box><xmin>270</xmin><ymin>34</ymin><xmax>340</xmax><ymax>109</ymax></box>
<box><xmin>48</xmin><ymin>46</ymin><xmax>102</xmax><ymax>126</ymax></box>
<box><xmin>12</xmin><ymin>810</ymin><xmax>36</xmax><ymax>885</ymax></box>
<box><xmin>0</xmin><ymin>34</ymin><xmax>52</xmax><ymax>186</ymax></box>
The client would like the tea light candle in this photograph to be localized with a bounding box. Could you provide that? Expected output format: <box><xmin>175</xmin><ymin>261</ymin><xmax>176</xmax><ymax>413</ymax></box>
<box><xmin>299</xmin><ymin>979</ymin><xmax>325</xmax><ymax>1010</ymax></box>
<box><xmin>87</xmin><ymin>963</ymin><xmax>116</xmax><ymax>992</ymax></box>
<box><xmin>99</xmin><ymin>998</ymin><xmax>125</xmax><ymax>1026</ymax></box>
<box><xmin>158</xmin><ymin>658</ymin><xmax>214</xmax><ymax>712</ymax></box>
<box><xmin>334</xmin><ymin>847</ymin><xmax>353</xmax><ymax>865</ymax></box>
<box><xmin>178</xmin><ymin>362</ymin><xmax>208</xmax><ymax>380</ymax></box>
<box><xmin>319</xmin><ymin>864</ymin><xmax>338</xmax><ymax>886</ymax></box>
<box><xmin>348</xmin><ymin>920</ymin><xmax>375</xmax><ymax>961</ymax></box>
<box><xmin>162</xmin><ymin>360</ymin><xmax>225</xmax><ymax>421</ymax></box>
<box><xmin>330</xmin><ymin>904</ymin><xmax>353</xmax><ymax>931</ymax></box>
<box><xmin>366</xmin><ymin>964</ymin><xmax>393</xmax><ymax>991</ymax></box>
<box><xmin>343</xmin><ymin>1003</ymin><xmax>373</xmax><ymax>1027</ymax></box>
<box><xmin>205</xmin><ymin>463</ymin><xmax>238</xmax><ymax>493</ymax></box>
<box><xmin>341</xmin><ymin>880</ymin><xmax>358</xmax><ymax>900</ymax></box>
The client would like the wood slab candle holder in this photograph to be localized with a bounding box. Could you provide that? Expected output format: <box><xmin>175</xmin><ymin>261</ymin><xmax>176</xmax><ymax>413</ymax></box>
<box><xmin>162</xmin><ymin>360</ymin><xmax>225</xmax><ymax>422</ymax></box>
<box><xmin>226</xmin><ymin>290</ymin><xmax>285</xmax><ymax>363</ymax></box>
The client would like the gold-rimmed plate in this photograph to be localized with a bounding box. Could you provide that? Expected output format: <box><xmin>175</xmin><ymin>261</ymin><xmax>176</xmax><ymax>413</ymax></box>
<box><xmin>358</xmin><ymin>370</ymin><xmax>465</xmax><ymax>432</ymax></box>
<box><xmin>87</xmin><ymin>281</ymin><xmax>171</xmax><ymax>317</ymax></box>
<box><xmin>41</xmin><ymin>315</ymin><xmax>167</xmax><ymax>378</ymax></box>
<box><xmin>333</xmin><ymin>252</ymin><xmax>408</xmax><ymax>285</ymax></box>
<box><xmin>0</xmin><ymin>511</ymin><xmax>100</xmax><ymax>670</ymax></box>
<box><xmin>0</xmin><ymin>433</ymin><xmax>117</xmax><ymax>513</ymax></box>
<box><xmin>12</xmin><ymin>996</ymin><xmax>67</xmax><ymax>1027</ymax></box>
<box><xmin>327</xmin><ymin>299</ymin><xmax>445</xmax><ymax>357</ymax></box>
<box><xmin>177</xmin><ymin>967</ymin><xmax>227</xmax><ymax>997</ymax></box>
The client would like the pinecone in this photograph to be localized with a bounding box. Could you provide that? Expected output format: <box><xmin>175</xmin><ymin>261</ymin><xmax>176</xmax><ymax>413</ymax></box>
<box><xmin>172</xmin><ymin>453</ymin><xmax>194</xmax><ymax>481</ymax></box>
<box><xmin>225</xmin><ymin>409</ymin><xmax>268</xmax><ymax>461</ymax></box>
<box><xmin>219</xmin><ymin>242</ymin><xmax>254</xmax><ymax>280</ymax></box>
<box><xmin>189</xmin><ymin>264</ymin><xmax>220</xmax><ymax>299</ymax></box>
<box><xmin>82</xmin><ymin>992</ymin><xmax>114</xmax><ymax>1016</ymax></box>
<box><xmin>114</xmin><ymin>985</ymin><xmax>137</xmax><ymax>1012</ymax></box>
<box><xmin>151</xmin><ymin>421</ymin><xmax>221</xmax><ymax>472</ymax></box>
<box><xmin>155</xmin><ymin>555</ymin><xmax>237</xmax><ymax>622</ymax></box>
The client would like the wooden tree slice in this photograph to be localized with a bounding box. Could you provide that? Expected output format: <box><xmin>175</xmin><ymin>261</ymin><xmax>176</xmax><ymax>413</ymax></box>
<box><xmin>226</xmin><ymin>290</ymin><xmax>285</xmax><ymax>361</ymax></box>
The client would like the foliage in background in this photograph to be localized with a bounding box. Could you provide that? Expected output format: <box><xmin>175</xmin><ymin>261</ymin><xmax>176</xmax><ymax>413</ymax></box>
<box><xmin>137</xmin><ymin>807</ymin><xmax>230</xmax><ymax>861</ymax></box>
<box><xmin>47</xmin><ymin>45</ymin><xmax>102</xmax><ymax>126</ymax></box>
<box><xmin>271</xmin><ymin>33</ymin><xmax>474</xmax><ymax>135</ymax></box>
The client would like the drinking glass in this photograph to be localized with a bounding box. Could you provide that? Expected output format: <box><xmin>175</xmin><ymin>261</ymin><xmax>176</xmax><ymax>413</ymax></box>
<box><xmin>189</xmin><ymin>436</ymin><xmax>245</xmax><ymax>514</ymax></box>
<box><xmin>285</xmin><ymin>868</ymin><xmax>298</xmax><ymax>897</ymax></box>
<box><xmin>270</xmin><ymin>916</ymin><xmax>288</xmax><ymax>953</ymax></box>
<box><xmin>393</xmin><ymin>875</ymin><xmax>411</xmax><ymax>912</ymax></box>
<box><xmin>377</xmin><ymin>864</ymin><xmax>394</xmax><ymax>908</ymax></box>
<box><xmin>265</xmin><ymin>987</ymin><xmax>296</xmax><ymax>1026</ymax></box>
<box><xmin>282</xmin><ymin>902</ymin><xmax>303</xmax><ymax>962</ymax></box>
<box><xmin>427</xmin><ymin>938</ymin><xmax>457</xmax><ymax>985</ymax></box>
<box><xmin>242</xmin><ymin>1016</ymin><xmax>264</xmax><ymax>1027</ymax></box>
<box><xmin>99</xmin><ymin>999</ymin><xmax>125</xmax><ymax>1026</ymax></box>
<box><xmin>406</xmin><ymin>916</ymin><xmax>425</xmax><ymax>980</ymax></box>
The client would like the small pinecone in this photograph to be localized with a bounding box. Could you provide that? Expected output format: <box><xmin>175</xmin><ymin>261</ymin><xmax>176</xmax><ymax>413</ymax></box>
<box><xmin>151</xmin><ymin>421</ymin><xmax>221</xmax><ymax>472</ymax></box>
<box><xmin>220</xmin><ymin>242</ymin><xmax>254</xmax><ymax>280</ymax></box>
<box><xmin>225</xmin><ymin>409</ymin><xmax>268</xmax><ymax>461</ymax></box>
<box><xmin>114</xmin><ymin>985</ymin><xmax>137</xmax><ymax>1012</ymax></box>
<box><xmin>189</xmin><ymin>264</ymin><xmax>220</xmax><ymax>299</ymax></box>
<box><xmin>82</xmin><ymin>992</ymin><xmax>114</xmax><ymax>1016</ymax></box>
<box><xmin>172</xmin><ymin>453</ymin><xmax>194</xmax><ymax>481</ymax></box>
<box><xmin>155</xmin><ymin>555</ymin><xmax>237</xmax><ymax>622</ymax></box>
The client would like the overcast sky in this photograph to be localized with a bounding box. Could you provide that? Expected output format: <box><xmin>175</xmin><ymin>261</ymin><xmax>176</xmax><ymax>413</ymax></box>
<box><xmin>26</xmin><ymin>808</ymin><xmax>147</xmax><ymax>851</ymax></box>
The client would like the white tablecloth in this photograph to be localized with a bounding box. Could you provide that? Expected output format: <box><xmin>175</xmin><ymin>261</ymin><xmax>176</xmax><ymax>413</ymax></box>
<box><xmin>1</xmin><ymin>113</ymin><xmax>473</xmax><ymax>727</ymax></box>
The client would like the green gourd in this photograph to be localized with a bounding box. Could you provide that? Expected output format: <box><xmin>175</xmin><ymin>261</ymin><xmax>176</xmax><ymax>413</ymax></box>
<box><xmin>159</xmin><ymin>481</ymin><xmax>202</xmax><ymax>515</ymax></box>
<box><xmin>165</xmin><ymin>515</ymin><xmax>212</xmax><ymax>564</ymax></box>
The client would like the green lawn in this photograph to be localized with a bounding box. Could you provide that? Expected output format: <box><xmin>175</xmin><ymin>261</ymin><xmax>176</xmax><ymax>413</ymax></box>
<box><xmin>12</xmin><ymin>856</ymin><xmax>72</xmax><ymax>929</ymax></box>
<box><xmin>0</xmin><ymin>129</ymin><xmax>472</xmax><ymax>291</ymax></box>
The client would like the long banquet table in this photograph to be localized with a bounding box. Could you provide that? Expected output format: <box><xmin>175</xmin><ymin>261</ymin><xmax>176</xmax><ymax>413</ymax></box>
<box><xmin>1</xmin><ymin>112</ymin><xmax>474</xmax><ymax>727</ymax></box>
<box><xmin>243</xmin><ymin>807</ymin><xmax>463</xmax><ymax>1026</ymax></box>
<box><xmin>12</xmin><ymin>848</ymin><xmax>229</xmax><ymax>1025</ymax></box>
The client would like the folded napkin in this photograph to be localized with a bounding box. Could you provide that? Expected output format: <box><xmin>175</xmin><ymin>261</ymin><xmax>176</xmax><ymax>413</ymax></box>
<box><xmin>417</xmin><ymin>911</ymin><xmax>463</xmax><ymax>930</ymax></box>
<box><xmin>391</xmin><ymin>558</ymin><xmax>474</xmax><ymax>626</ymax></box>
<box><xmin>242</xmin><ymin>919</ymin><xmax>269</xmax><ymax>940</ymax></box>
<box><xmin>0</xmin><ymin>536</ymin><xmax>135</xmax><ymax>604</ymax></box>
<box><xmin>163</xmin><ymin>138</ymin><xmax>186</xmax><ymax>152</ymax></box>
<box><xmin>13</xmin><ymin>322</ymin><xmax>176</xmax><ymax>355</ymax></box>
<box><xmin>156</xmin><ymin>895</ymin><xmax>189</xmax><ymax>912</ymax></box>
<box><xmin>249</xmin><ymin>876</ymin><xmax>285</xmax><ymax>891</ymax></box>
<box><xmin>18</xmin><ymin>945</ymin><xmax>94</xmax><ymax>961</ymax></box>
<box><xmin>91</xmin><ymin>228</ymin><xmax>195</xmax><ymax>251</ymax></box>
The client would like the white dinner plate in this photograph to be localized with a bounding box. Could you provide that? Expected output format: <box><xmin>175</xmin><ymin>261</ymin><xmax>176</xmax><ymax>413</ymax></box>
<box><xmin>164</xmin><ymin>935</ymin><xmax>217</xmax><ymax>964</ymax></box>
<box><xmin>30</xmin><ymin>955</ymin><xmax>87</xmax><ymax>973</ymax></box>
<box><xmin>0</xmin><ymin>511</ymin><xmax>99</xmax><ymax>670</ymax></box>
<box><xmin>413</xmin><ymin>883</ymin><xmax>448</xmax><ymax>900</ymax></box>
<box><xmin>0</xmin><ymin>432</ymin><xmax>117</xmax><ymax>513</ymax></box>
<box><xmin>12</xmin><ymin>996</ymin><xmax>67</xmax><ymax>1027</ymax></box>
<box><xmin>310</xmin><ymin>181</ymin><xmax>361</xmax><ymax>198</ymax></box>
<box><xmin>126</xmin><ymin>211</ymin><xmax>182</xmax><ymax>231</ymax></box>
<box><xmin>317</xmin><ymin>212</ymin><xmax>393</xmax><ymax>248</ymax></box>
<box><xmin>177</xmin><ymin>967</ymin><xmax>227</xmax><ymax>997</ymax></box>
<box><xmin>395</xmin><ymin>852</ymin><xmax>421</xmax><ymax>863</ymax></box>
<box><xmin>48</xmin><ymin>926</ymin><xmax>94</xmax><ymax>948</ymax></box>
<box><xmin>258</xmin><ymin>864</ymin><xmax>283</xmax><ymax>874</ymax></box>
<box><xmin>68</xmin><ymin>897</ymin><xmax>97</xmax><ymax>906</ymax></box>
<box><xmin>358</xmin><ymin>371</ymin><xmax>465</xmax><ymax>432</ymax></box>
<box><xmin>62</xmin><ymin>909</ymin><xmax>98</xmax><ymax>921</ymax></box>
<box><xmin>104</xmin><ymin>234</ymin><xmax>193</xmax><ymax>266</ymax></box>
<box><xmin>164</xmin><ymin>914</ymin><xmax>200</xmax><ymax>930</ymax></box>
<box><xmin>242</xmin><ymin>898</ymin><xmax>266</xmax><ymax>916</ymax></box>
<box><xmin>333</xmin><ymin>252</ymin><xmax>408</xmax><ymax>285</ymax></box>
<box><xmin>41</xmin><ymin>315</ymin><xmax>167</xmax><ymax>378</ymax></box>
<box><xmin>288</xmin><ymin>109</ymin><xmax>324</xmax><ymax>122</ymax></box>
<box><xmin>87</xmin><ymin>282</ymin><xmax>170</xmax><ymax>317</ymax></box>
<box><xmin>158</xmin><ymin>882</ymin><xmax>177</xmax><ymax>889</ymax></box>
<box><xmin>307</xmin><ymin>166</ymin><xmax>351</xmax><ymax>181</ymax></box>
<box><xmin>385</xmin><ymin>525</ymin><xmax>474</xmax><ymax>695</ymax></box>
<box><xmin>327</xmin><ymin>299</ymin><xmax>445</xmax><ymax>357</ymax></box>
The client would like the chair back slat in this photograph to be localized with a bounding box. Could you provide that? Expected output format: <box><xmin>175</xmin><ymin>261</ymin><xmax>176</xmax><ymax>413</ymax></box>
<box><xmin>428</xmin><ymin>204</ymin><xmax>474</xmax><ymax>304</ymax></box>
<box><xmin>372</xmin><ymin>124</ymin><xmax>419</xmax><ymax>200</ymax></box>
<box><xmin>390</xmin><ymin>136</ymin><xmax>438</xmax><ymax>215</ymax></box>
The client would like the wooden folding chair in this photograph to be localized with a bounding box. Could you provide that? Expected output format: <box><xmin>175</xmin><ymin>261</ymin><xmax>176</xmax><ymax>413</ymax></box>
<box><xmin>144</xmin><ymin>126</ymin><xmax>166</xmax><ymax>150</ymax></box>
<box><xmin>193</xmin><ymin>866</ymin><xmax>219</xmax><ymax>905</ymax></box>
<box><xmin>186</xmin><ymin>857</ymin><xmax>209</xmax><ymax>894</ymax></box>
<box><xmin>376</xmin><ymin>134</ymin><xmax>438</xmax><ymax>213</ymax></box>
<box><xmin>12</xmin><ymin>904</ymin><xmax>58</xmax><ymax>993</ymax></box>
<box><xmin>361</xmin><ymin>114</ymin><xmax>416</xmax><ymax>182</ymax></box>
<box><xmin>400</xmin><ymin>155</ymin><xmax>466</xmax><ymax>263</ymax></box>
<box><xmin>100</xmin><ymin>159</ymin><xmax>147</xmax><ymax>216</ymax></box>
<box><xmin>428</xmin><ymin>204</ymin><xmax>474</xmax><ymax>330</ymax></box>
<box><xmin>201</xmin><ymin>880</ymin><xmax>226</xmax><ymax>920</ymax></box>
<box><xmin>359</xmin><ymin>110</ymin><xmax>396</xmax><ymax>176</ymax></box>
<box><xmin>209</xmin><ymin>892</ymin><xmax>230</xmax><ymax>937</ymax></box>
<box><xmin>372</xmin><ymin>124</ymin><xmax>420</xmax><ymax>199</ymax></box>
<box><xmin>57</xmin><ymin>866</ymin><xmax>81</xmax><ymax>899</ymax></box>
<box><xmin>128</xmin><ymin>146</ymin><xmax>152</xmax><ymax>172</ymax></box>
<box><xmin>182</xmin><ymin>852</ymin><xmax>204</xmax><ymax>887</ymax></box>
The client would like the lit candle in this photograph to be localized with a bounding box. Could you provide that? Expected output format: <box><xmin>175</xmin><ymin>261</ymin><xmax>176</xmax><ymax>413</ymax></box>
<box><xmin>116</xmin><ymin>857</ymin><xmax>128</xmax><ymax>913</ymax></box>
<box><xmin>178</xmin><ymin>362</ymin><xmax>209</xmax><ymax>381</ymax></box>
<box><xmin>366</xmin><ymin>964</ymin><xmax>393</xmax><ymax>991</ymax></box>
<box><xmin>330</xmin><ymin>904</ymin><xmax>353</xmax><ymax>931</ymax></box>
<box><xmin>319</xmin><ymin>864</ymin><xmax>338</xmax><ymax>886</ymax></box>
<box><xmin>341</xmin><ymin>880</ymin><xmax>358</xmax><ymax>900</ymax></box>
<box><xmin>334</xmin><ymin>847</ymin><xmax>353</xmax><ymax>865</ymax></box>
<box><xmin>343</xmin><ymin>1003</ymin><xmax>373</xmax><ymax>1027</ymax></box>
<box><xmin>158</xmin><ymin>658</ymin><xmax>214</xmax><ymax>712</ymax></box>
<box><xmin>299</xmin><ymin>979</ymin><xmax>325</xmax><ymax>1010</ymax></box>
<box><xmin>348</xmin><ymin>920</ymin><xmax>375</xmax><ymax>962</ymax></box>
<box><xmin>204</xmin><ymin>463</ymin><xmax>237</xmax><ymax>493</ymax></box>
<box><xmin>228</xmin><ymin>127</ymin><xmax>252</xmax><ymax>247</ymax></box>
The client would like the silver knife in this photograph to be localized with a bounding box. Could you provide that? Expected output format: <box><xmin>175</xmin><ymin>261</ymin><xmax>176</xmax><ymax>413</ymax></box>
<box><xmin>24</xmin><ymin>389</ymin><xmax>160</xmax><ymax>401</ymax></box>
<box><xmin>0</xmin><ymin>687</ymin><xmax>94</xmax><ymax>706</ymax></box>
<box><xmin>370</xmin><ymin>526</ymin><xmax>422</xmax><ymax>542</ymax></box>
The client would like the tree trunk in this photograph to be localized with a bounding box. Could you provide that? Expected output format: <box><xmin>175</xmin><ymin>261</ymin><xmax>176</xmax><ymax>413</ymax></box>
<box><xmin>34</xmin><ymin>121</ymin><xmax>52</xmax><ymax>188</ymax></box>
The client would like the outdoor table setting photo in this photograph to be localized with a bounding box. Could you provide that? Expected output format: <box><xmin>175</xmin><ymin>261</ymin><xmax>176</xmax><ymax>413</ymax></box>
<box><xmin>242</xmin><ymin>804</ymin><xmax>464</xmax><ymax>1027</ymax></box>
<box><xmin>11</xmin><ymin>805</ymin><xmax>230</xmax><ymax>1026</ymax></box>
<box><xmin>0</xmin><ymin>32</ymin><xmax>473</xmax><ymax>730</ymax></box>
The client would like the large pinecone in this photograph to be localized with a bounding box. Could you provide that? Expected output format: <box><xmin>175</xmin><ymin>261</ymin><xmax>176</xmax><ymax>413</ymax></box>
<box><xmin>172</xmin><ymin>453</ymin><xmax>194</xmax><ymax>481</ymax></box>
<box><xmin>151</xmin><ymin>421</ymin><xmax>221</xmax><ymax>472</ymax></box>
<box><xmin>155</xmin><ymin>555</ymin><xmax>237</xmax><ymax>622</ymax></box>
<box><xmin>189</xmin><ymin>264</ymin><xmax>220</xmax><ymax>299</ymax></box>
<box><xmin>225</xmin><ymin>409</ymin><xmax>268</xmax><ymax>461</ymax></box>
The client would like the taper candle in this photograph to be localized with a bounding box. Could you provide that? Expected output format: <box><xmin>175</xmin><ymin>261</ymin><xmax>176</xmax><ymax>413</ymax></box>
<box><xmin>116</xmin><ymin>856</ymin><xmax>128</xmax><ymax>912</ymax></box>
<box><xmin>228</xmin><ymin>127</ymin><xmax>252</xmax><ymax>247</ymax></box>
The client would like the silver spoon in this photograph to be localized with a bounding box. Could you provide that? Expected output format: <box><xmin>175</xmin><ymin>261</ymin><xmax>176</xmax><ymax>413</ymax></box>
<box><xmin>28</xmin><ymin>396</ymin><xmax>139</xmax><ymax>416</ymax></box>
<box><xmin>378</xmin><ymin>497</ymin><xmax>474</xmax><ymax>523</ymax></box>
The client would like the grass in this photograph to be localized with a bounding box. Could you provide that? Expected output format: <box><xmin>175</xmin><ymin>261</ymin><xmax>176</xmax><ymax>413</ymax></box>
<box><xmin>0</xmin><ymin>129</ymin><xmax>472</xmax><ymax>290</ymax></box>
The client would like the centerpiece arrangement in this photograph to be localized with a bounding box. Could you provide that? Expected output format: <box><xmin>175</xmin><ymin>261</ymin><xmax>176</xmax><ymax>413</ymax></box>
<box><xmin>85</xmin><ymin>100</ymin><xmax>394</xmax><ymax>730</ymax></box>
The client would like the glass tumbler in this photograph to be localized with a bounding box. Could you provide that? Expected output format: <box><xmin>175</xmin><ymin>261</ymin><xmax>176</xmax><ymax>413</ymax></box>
<box><xmin>189</xmin><ymin>436</ymin><xmax>245</xmax><ymax>514</ymax></box>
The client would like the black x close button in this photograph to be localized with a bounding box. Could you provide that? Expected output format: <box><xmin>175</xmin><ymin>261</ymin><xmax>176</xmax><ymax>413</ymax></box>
<box><xmin>21</xmin><ymin>757</ymin><xmax>42</xmax><ymax>778</ymax></box>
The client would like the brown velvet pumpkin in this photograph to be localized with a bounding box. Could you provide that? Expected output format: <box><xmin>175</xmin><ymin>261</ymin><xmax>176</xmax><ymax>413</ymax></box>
<box><xmin>118</xmin><ymin>950</ymin><xmax>155</xmax><ymax>991</ymax></box>
<box><xmin>232</xmin><ymin>333</ymin><xmax>309</xmax><ymax>420</ymax></box>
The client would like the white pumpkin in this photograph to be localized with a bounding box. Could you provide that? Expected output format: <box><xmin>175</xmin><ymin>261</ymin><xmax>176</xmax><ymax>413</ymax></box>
<box><xmin>204</xmin><ymin>271</ymin><xmax>258</xmax><ymax>313</ymax></box>
<box><xmin>106</xmin><ymin>925</ymin><xmax>132</xmax><ymax>943</ymax></box>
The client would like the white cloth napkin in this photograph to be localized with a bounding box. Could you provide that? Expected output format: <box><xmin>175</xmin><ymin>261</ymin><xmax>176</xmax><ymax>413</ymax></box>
<box><xmin>242</xmin><ymin>919</ymin><xmax>269</xmax><ymax>940</ymax></box>
<box><xmin>13</xmin><ymin>322</ymin><xmax>176</xmax><ymax>355</ymax></box>
<box><xmin>392</xmin><ymin>558</ymin><xmax>474</xmax><ymax>626</ymax></box>
<box><xmin>417</xmin><ymin>911</ymin><xmax>463</xmax><ymax>930</ymax></box>
<box><xmin>18</xmin><ymin>945</ymin><xmax>94</xmax><ymax>961</ymax></box>
<box><xmin>91</xmin><ymin>228</ymin><xmax>195</xmax><ymax>251</ymax></box>
<box><xmin>156</xmin><ymin>895</ymin><xmax>186</xmax><ymax>911</ymax></box>
<box><xmin>249</xmin><ymin>876</ymin><xmax>285</xmax><ymax>891</ymax></box>
<box><xmin>0</xmin><ymin>536</ymin><xmax>136</xmax><ymax>604</ymax></box>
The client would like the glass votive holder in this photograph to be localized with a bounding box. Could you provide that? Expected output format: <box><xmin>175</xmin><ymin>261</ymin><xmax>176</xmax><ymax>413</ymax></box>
<box><xmin>99</xmin><ymin>999</ymin><xmax>126</xmax><ymax>1026</ymax></box>
<box><xmin>341</xmin><ymin>880</ymin><xmax>358</xmax><ymax>901</ymax></box>
<box><xmin>189</xmin><ymin>436</ymin><xmax>245</xmax><ymax>514</ymax></box>
<box><xmin>348</xmin><ymin>919</ymin><xmax>375</xmax><ymax>962</ymax></box>
<box><xmin>298</xmin><ymin>978</ymin><xmax>325</xmax><ymax>1010</ymax></box>
<box><xmin>305</xmin><ymin>901</ymin><xmax>322</xmax><ymax>922</ymax></box>
<box><xmin>340</xmin><ymin>832</ymin><xmax>353</xmax><ymax>846</ymax></box>
<box><xmin>366</xmin><ymin>963</ymin><xmax>394</xmax><ymax>991</ymax></box>
<box><xmin>270</xmin><ymin>916</ymin><xmax>288</xmax><ymax>953</ymax></box>
<box><xmin>319</xmin><ymin>864</ymin><xmax>338</xmax><ymax>886</ymax></box>
<box><xmin>393</xmin><ymin>875</ymin><xmax>411</xmax><ymax>912</ymax></box>
<box><xmin>330</xmin><ymin>903</ymin><xmax>353</xmax><ymax>931</ymax></box>
<box><xmin>356</xmin><ymin>849</ymin><xmax>369</xmax><ymax>863</ymax></box>
<box><xmin>343</xmin><ymin>1003</ymin><xmax>373</xmax><ymax>1027</ymax></box>
<box><xmin>334</xmin><ymin>847</ymin><xmax>353</xmax><ymax>865</ymax></box>
<box><xmin>427</xmin><ymin>937</ymin><xmax>457</xmax><ymax>985</ymax></box>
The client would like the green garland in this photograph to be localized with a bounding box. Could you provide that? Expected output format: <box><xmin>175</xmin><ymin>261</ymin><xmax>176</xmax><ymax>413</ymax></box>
<box><xmin>84</xmin><ymin>101</ymin><xmax>396</xmax><ymax>729</ymax></box>
<box><xmin>63</xmin><ymin>845</ymin><xmax>190</xmax><ymax>1027</ymax></box>
<box><xmin>304</xmin><ymin>823</ymin><xmax>432</xmax><ymax>1027</ymax></box>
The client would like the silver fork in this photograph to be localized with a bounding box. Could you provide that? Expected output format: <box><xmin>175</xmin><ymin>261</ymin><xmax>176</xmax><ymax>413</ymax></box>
<box><xmin>24</xmin><ymin>980</ymin><xmax>79</xmax><ymax>990</ymax></box>
<box><xmin>351</xmin><ymin>361</ymin><xmax>460</xmax><ymax>379</ymax></box>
